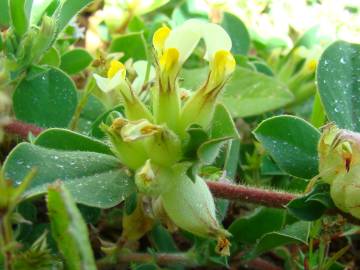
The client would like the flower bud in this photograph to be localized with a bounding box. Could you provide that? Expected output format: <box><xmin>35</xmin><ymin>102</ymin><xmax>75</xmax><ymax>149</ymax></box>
<box><xmin>101</xmin><ymin>118</ymin><xmax>148</xmax><ymax>170</ymax></box>
<box><xmin>330</xmin><ymin>166</ymin><xmax>360</xmax><ymax>218</ymax></box>
<box><xmin>343</xmin><ymin>173</ymin><xmax>360</xmax><ymax>219</ymax></box>
<box><xmin>318</xmin><ymin>125</ymin><xmax>354</xmax><ymax>184</ymax></box>
<box><xmin>120</xmin><ymin>119</ymin><xmax>160</xmax><ymax>142</ymax></box>
<box><xmin>119</xmin><ymin>119</ymin><xmax>182</xmax><ymax>166</ymax></box>
<box><xmin>160</xmin><ymin>163</ymin><xmax>230</xmax><ymax>241</ymax></box>
<box><xmin>30</xmin><ymin>16</ymin><xmax>56</xmax><ymax>63</ymax></box>
<box><xmin>178</xmin><ymin>50</ymin><xmax>235</xmax><ymax>134</ymax></box>
<box><xmin>330</xmin><ymin>171</ymin><xmax>349</xmax><ymax>212</ymax></box>
<box><xmin>151</xmin><ymin>197</ymin><xmax>178</xmax><ymax>232</ymax></box>
<box><xmin>135</xmin><ymin>160</ymin><xmax>172</xmax><ymax>195</ymax></box>
<box><xmin>318</xmin><ymin>125</ymin><xmax>360</xmax><ymax>219</ymax></box>
<box><xmin>144</xmin><ymin>127</ymin><xmax>182</xmax><ymax>166</ymax></box>
<box><xmin>152</xmin><ymin>26</ymin><xmax>182</xmax><ymax>131</ymax></box>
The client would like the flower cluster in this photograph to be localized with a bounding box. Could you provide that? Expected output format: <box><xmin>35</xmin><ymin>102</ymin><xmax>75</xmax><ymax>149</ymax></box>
<box><xmin>94</xmin><ymin>19</ymin><xmax>236</xmax><ymax>255</ymax></box>
<box><xmin>318</xmin><ymin>125</ymin><xmax>360</xmax><ymax>219</ymax></box>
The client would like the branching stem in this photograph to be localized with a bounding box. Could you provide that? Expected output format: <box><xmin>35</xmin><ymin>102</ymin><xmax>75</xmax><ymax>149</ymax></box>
<box><xmin>3</xmin><ymin>120</ymin><xmax>360</xmax><ymax>225</ymax></box>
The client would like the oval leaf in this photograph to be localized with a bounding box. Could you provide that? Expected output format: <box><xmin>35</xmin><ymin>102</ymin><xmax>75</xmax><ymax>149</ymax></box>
<box><xmin>253</xmin><ymin>115</ymin><xmax>320</xmax><ymax>179</ymax></box>
<box><xmin>229</xmin><ymin>207</ymin><xmax>285</xmax><ymax>244</ymax></box>
<box><xmin>109</xmin><ymin>32</ymin><xmax>146</xmax><ymax>61</ymax></box>
<box><xmin>3</xmin><ymin>143</ymin><xmax>134</xmax><ymax>208</ymax></box>
<box><xmin>251</xmin><ymin>221</ymin><xmax>310</xmax><ymax>258</ymax></box>
<box><xmin>221</xmin><ymin>67</ymin><xmax>294</xmax><ymax>117</ymax></box>
<box><xmin>221</xmin><ymin>12</ymin><xmax>250</xmax><ymax>55</ymax></box>
<box><xmin>317</xmin><ymin>41</ymin><xmax>360</xmax><ymax>131</ymax></box>
<box><xmin>13</xmin><ymin>67</ymin><xmax>77</xmax><ymax>128</ymax></box>
<box><xmin>60</xmin><ymin>49</ymin><xmax>93</xmax><ymax>75</ymax></box>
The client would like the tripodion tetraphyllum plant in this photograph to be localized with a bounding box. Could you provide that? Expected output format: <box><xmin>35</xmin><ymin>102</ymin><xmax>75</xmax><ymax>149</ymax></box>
<box><xmin>93</xmin><ymin>19</ymin><xmax>236</xmax><ymax>255</ymax></box>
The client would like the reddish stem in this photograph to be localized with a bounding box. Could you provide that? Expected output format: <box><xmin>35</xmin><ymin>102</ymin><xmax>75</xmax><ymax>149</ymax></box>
<box><xmin>3</xmin><ymin>120</ymin><xmax>360</xmax><ymax>225</ymax></box>
<box><xmin>207</xmin><ymin>180</ymin><xmax>297</xmax><ymax>208</ymax></box>
<box><xmin>3</xmin><ymin>120</ymin><xmax>43</xmax><ymax>139</ymax></box>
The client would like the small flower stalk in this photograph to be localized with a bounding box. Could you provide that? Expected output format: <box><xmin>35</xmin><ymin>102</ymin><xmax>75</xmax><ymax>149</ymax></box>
<box><xmin>318</xmin><ymin>124</ymin><xmax>360</xmax><ymax>218</ymax></box>
<box><xmin>95</xmin><ymin>19</ymin><xmax>236</xmax><ymax>255</ymax></box>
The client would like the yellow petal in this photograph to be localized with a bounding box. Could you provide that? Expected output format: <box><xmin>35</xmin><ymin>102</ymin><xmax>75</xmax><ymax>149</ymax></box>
<box><xmin>209</xmin><ymin>50</ymin><xmax>235</xmax><ymax>87</ymax></box>
<box><xmin>107</xmin><ymin>60</ymin><xmax>126</xmax><ymax>79</ymax></box>
<box><xmin>153</xmin><ymin>25</ymin><xmax>171</xmax><ymax>52</ymax></box>
<box><xmin>159</xmin><ymin>48</ymin><xmax>179</xmax><ymax>72</ymax></box>
<box><xmin>307</xmin><ymin>59</ymin><xmax>317</xmax><ymax>72</ymax></box>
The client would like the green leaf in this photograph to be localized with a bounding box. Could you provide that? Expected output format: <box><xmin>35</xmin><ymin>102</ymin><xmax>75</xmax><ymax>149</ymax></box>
<box><xmin>253</xmin><ymin>61</ymin><xmax>274</xmax><ymax>76</ymax></box>
<box><xmin>13</xmin><ymin>67</ymin><xmax>77</xmax><ymax>128</ymax></box>
<box><xmin>180</xmin><ymin>67</ymin><xmax>209</xmax><ymax>90</ymax></box>
<box><xmin>60</xmin><ymin>49</ymin><xmax>93</xmax><ymax>75</ymax></box>
<box><xmin>47</xmin><ymin>182</ymin><xmax>96</xmax><ymax>270</ymax></box>
<box><xmin>229</xmin><ymin>207</ymin><xmax>285</xmax><ymax>244</ymax></box>
<box><xmin>109</xmin><ymin>32</ymin><xmax>146</xmax><ymax>62</ymax></box>
<box><xmin>171</xmin><ymin>1</ymin><xmax>207</xmax><ymax>25</ymax></box>
<box><xmin>34</xmin><ymin>128</ymin><xmax>112</xmax><ymax>155</ymax></box>
<box><xmin>287</xmin><ymin>182</ymin><xmax>334</xmax><ymax>221</ymax></box>
<box><xmin>148</xmin><ymin>223</ymin><xmax>179</xmax><ymax>252</ymax></box>
<box><xmin>317</xmin><ymin>41</ymin><xmax>360</xmax><ymax>131</ymax></box>
<box><xmin>30</xmin><ymin>0</ymin><xmax>56</xmax><ymax>25</ymax></box>
<box><xmin>260</xmin><ymin>155</ymin><xmax>286</xmax><ymax>176</ymax></box>
<box><xmin>253</xmin><ymin>115</ymin><xmax>320</xmax><ymax>179</ymax></box>
<box><xmin>251</xmin><ymin>221</ymin><xmax>310</xmax><ymax>257</ymax></box>
<box><xmin>136</xmin><ymin>0</ymin><xmax>170</xmax><ymax>15</ymax></box>
<box><xmin>221</xmin><ymin>67</ymin><xmax>294</xmax><ymax>117</ymax></box>
<box><xmin>9</xmin><ymin>0</ymin><xmax>31</xmax><ymax>37</ymax></box>
<box><xmin>184</xmin><ymin>125</ymin><xmax>209</xmax><ymax>159</ymax></box>
<box><xmin>90</xmin><ymin>105</ymin><xmax>124</xmax><ymax>139</ymax></box>
<box><xmin>221</xmin><ymin>12</ymin><xmax>250</xmax><ymax>55</ymax></box>
<box><xmin>197</xmin><ymin>137</ymin><xmax>232</xmax><ymax>165</ymax></box>
<box><xmin>0</xmin><ymin>0</ymin><xmax>10</xmax><ymax>27</ymax></box>
<box><xmin>38</xmin><ymin>47</ymin><xmax>60</xmax><ymax>66</ymax></box>
<box><xmin>210</xmin><ymin>104</ymin><xmax>239</xmax><ymax>139</ymax></box>
<box><xmin>78</xmin><ymin>94</ymin><xmax>106</xmax><ymax>134</ymax></box>
<box><xmin>3</xmin><ymin>142</ymin><xmax>135</xmax><ymax>208</ymax></box>
<box><xmin>197</xmin><ymin>104</ymin><xmax>239</xmax><ymax>164</ymax></box>
<box><xmin>294</xmin><ymin>25</ymin><xmax>330</xmax><ymax>49</ymax></box>
<box><xmin>53</xmin><ymin>0</ymin><xmax>93</xmax><ymax>33</ymax></box>
<box><xmin>224</xmin><ymin>139</ymin><xmax>240</xmax><ymax>179</ymax></box>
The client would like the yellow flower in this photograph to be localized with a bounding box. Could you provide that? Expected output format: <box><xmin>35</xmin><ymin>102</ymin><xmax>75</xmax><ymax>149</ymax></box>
<box><xmin>93</xmin><ymin>60</ymin><xmax>127</xmax><ymax>93</ymax></box>
<box><xmin>94</xmin><ymin>60</ymin><xmax>153</xmax><ymax>121</ymax></box>
<box><xmin>153</xmin><ymin>25</ymin><xmax>171</xmax><ymax>56</ymax></box>
<box><xmin>107</xmin><ymin>60</ymin><xmax>126</xmax><ymax>79</ymax></box>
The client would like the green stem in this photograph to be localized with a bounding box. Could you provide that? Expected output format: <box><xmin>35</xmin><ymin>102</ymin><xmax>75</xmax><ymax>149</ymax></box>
<box><xmin>0</xmin><ymin>214</ymin><xmax>14</xmax><ymax>270</ymax></box>
<box><xmin>70</xmin><ymin>77</ymin><xmax>96</xmax><ymax>131</ymax></box>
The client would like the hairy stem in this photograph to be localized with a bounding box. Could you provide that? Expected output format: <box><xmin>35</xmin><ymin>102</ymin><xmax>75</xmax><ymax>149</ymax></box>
<box><xmin>3</xmin><ymin>120</ymin><xmax>360</xmax><ymax>225</ymax></box>
<box><xmin>3</xmin><ymin>120</ymin><xmax>43</xmax><ymax>138</ymax></box>
<box><xmin>207</xmin><ymin>180</ymin><xmax>297</xmax><ymax>208</ymax></box>
<box><xmin>97</xmin><ymin>252</ymin><xmax>198</xmax><ymax>268</ymax></box>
